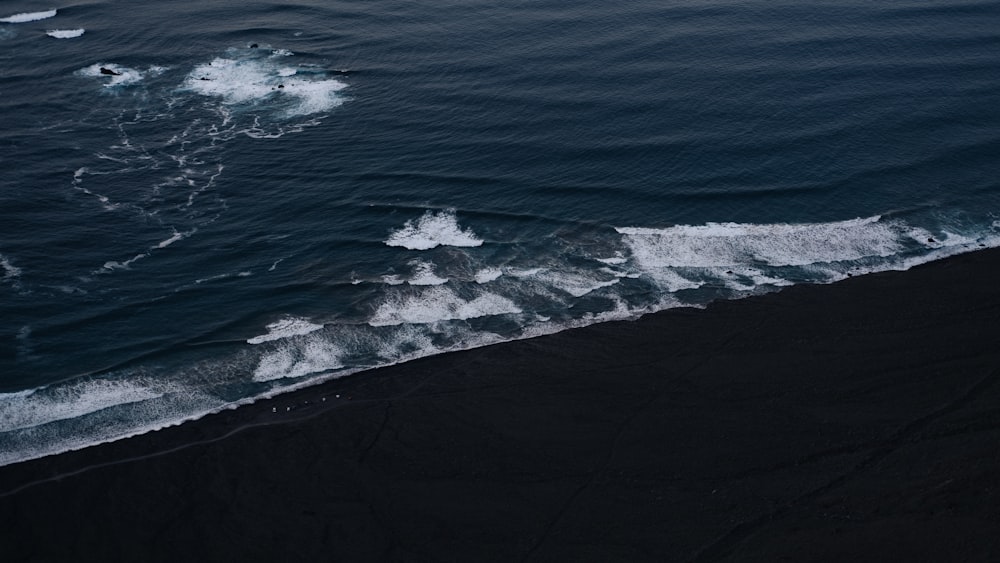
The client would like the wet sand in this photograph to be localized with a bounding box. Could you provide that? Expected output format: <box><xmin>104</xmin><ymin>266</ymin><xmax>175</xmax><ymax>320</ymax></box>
<box><xmin>2</xmin><ymin>248</ymin><xmax>1000</xmax><ymax>562</ymax></box>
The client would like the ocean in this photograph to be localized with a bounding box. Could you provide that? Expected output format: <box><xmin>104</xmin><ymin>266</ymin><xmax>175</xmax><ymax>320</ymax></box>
<box><xmin>1</xmin><ymin>0</ymin><xmax>998</xmax><ymax>466</ymax></box>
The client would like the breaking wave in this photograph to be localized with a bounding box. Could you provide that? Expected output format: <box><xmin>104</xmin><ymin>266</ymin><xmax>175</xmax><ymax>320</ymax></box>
<box><xmin>385</xmin><ymin>210</ymin><xmax>484</xmax><ymax>250</ymax></box>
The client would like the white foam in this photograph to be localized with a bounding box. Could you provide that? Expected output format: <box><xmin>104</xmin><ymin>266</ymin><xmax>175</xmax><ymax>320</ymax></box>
<box><xmin>385</xmin><ymin>210</ymin><xmax>483</xmax><ymax>250</ymax></box>
<box><xmin>475</xmin><ymin>267</ymin><xmax>503</xmax><ymax>284</ymax></box>
<box><xmin>371</xmin><ymin>326</ymin><xmax>440</xmax><ymax>363</ymax></box>
<box><xmin>0</xmin><ymin>380</ymin><xmax>162</xmax><ymax>433</ymax></box>
<box><xmin>1</xmin><ymin>9</ymin><xmax>56</xmax><ymax>23</ymax></box>
<box><xmin>922</xmin><ymin>229</ymin><xmax>977</xmax><ymax>248</ymax></box>
<box><xmin>253</xmin><ymin>339</ymin><xmax>344</xmax><ymax>381</ymax></box>
<box><xmin>100</xmin><ymin>254</ymin><xmax>144</xmax><ymax>272</ymax></box>
<box><xmin>0</xmin><ymin>253</ymin><xmax>22</xmax><ymax>282</ymax></box>
<box><xmin>156</xmin><ymin>228</ymin><xmax>192</xmax><ymax>249</ymax></box>
<box><xmin>408</xmin><ymin>260</ymin><xmax>449</xmax><ymax>285</ymax></box>
<box><xmin>368</xmin><ymin>286</ymin><xmax>522</xmax><ymax>326</ymax></box>
<box><xmin>512</xmin><ymin>268</ymin><xmax>620</xmax><ymax>298</ymax></box>
<box><xmin>77</xmin><ymin>63</ymin><xmax>146</xmax><ymax>88</ymax></box>
<box><xmin>715</xmin><ymin>267</ymin><xmax>794</xmax><ymax>291</ymax></box>
<box><xmin>46</xmin><ymin>28</ymin><xmax>84</xmax><ymax>38</ymax></box>
<box><xmin>247</xmin><ymin>317</ymin><xmax>324</xmax><ymax>344</ymax></box>
<box><xmin>509</xmin><ymin>267</ymin><xmax>543</xmax><ymax>277</ymax></box>
<box><xmin>617</xmin><ymin>216</ymin><xmax>901</xmax><ymax>269</ymax></box>
<box><xmin>0</xmin><ymin>382</ymin><xmax>221</xmax><ymax>468</ymax></box>
<box><xmin>194</xmin><ymin>272</ymin><xmax>236</xmax><ymax>284</ymax></box>
<box><xmin>183</xmin><ymin>55</ymin><xmax>347</xmax><ymax>116</ymax></box>
<box><xmin>282</xmin><ymin>75</ymin><xmax>349</xmax><ymax>115</ymax></box>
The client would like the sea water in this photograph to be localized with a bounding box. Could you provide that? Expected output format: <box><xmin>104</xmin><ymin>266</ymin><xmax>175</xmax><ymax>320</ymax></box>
<box><xmin>2</xmin><ymin>0</ymin><xmax>999</xmax><ymax>466</ymax></box>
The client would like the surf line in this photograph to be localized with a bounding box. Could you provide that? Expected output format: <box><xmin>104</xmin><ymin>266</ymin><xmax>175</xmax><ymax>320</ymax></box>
<box><xmin>0</xmin><ymin>364</ymin><xmax>443</xmax><ymax>498</ymax></box>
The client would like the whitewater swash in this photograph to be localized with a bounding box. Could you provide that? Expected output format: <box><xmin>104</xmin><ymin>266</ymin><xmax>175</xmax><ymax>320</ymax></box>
<box><xmin>2</xmin><ymin>210</ymin><xmax>998</xmax><ymax>468</ymax></box>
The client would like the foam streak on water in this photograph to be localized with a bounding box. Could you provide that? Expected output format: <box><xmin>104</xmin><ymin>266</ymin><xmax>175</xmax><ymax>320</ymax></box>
<box><xmin>0</xmin><ymin>9</ymin><xmax>57</xmax><ymax>23</ymax></box>
<box><xmin>0</xmin><ymin>253</ymin><xmax>21</xmax><ymax>282</ymax></box>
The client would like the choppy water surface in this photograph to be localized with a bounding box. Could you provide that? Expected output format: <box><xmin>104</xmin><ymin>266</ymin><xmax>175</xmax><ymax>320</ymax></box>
<box><xmin>2</xmin><ymin>0</ymin><xmax>999</xmax><ymax>465</ymax></box>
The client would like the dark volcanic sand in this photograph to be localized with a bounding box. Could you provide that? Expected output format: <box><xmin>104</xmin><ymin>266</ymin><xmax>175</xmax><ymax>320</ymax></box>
<box><xmin>2</xmin><ymin>249</ymin><xmax>1000</xmax><ymax>562</ymax></box>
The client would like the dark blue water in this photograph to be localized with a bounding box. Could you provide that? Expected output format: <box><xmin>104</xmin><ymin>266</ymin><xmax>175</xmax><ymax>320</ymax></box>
<box><xmin>2</xmin><ymin>0</ymin><xmax>999</xmax><ymax>465</ymax></box>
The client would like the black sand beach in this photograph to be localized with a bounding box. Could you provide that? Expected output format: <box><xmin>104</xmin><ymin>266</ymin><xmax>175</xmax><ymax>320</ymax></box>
<box><xmin>2</xmin><ymin>248</ymin><xmax>1000</xmax><ymax>562</ymax></box>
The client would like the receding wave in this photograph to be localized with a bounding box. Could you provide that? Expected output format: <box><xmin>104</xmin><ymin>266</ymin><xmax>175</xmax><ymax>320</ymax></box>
<box><xmin>0</xmin><ymin>380</ymin><xmax>163</xmax><ymax>434</ymax></box>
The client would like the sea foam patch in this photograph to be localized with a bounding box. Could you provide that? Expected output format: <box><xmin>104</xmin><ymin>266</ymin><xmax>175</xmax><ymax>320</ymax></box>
<box><xmin>616</xmin><ymin>216</ymin><xmax>902</xmax><ymax>269</ymax></box>
<box><xmin>0</xmin><ymin>379</ymin><xmax>162</xmax><ymax>434</ymax></box>
<box><xmin>77</xmin><ymin>63</ymin><xmax>148</xmax><ymax>88</ymax></box>
<box><xmin>0</xmin><ymin>377</ymin><xmax>220</xmax><ymax>468</ymax></box>
<box><xmin>0</xmin><ymin>253</ymin><xmax>22</xmax><ymax>284</ymax></box>
<box><xmin>474</xmin><ymin>267</ymin><xmax>503</xmax><ymax>284</ymax></box>
<box><xmin>183</xmin><ymin>50</ymin><xmax>347</xmax><ymax>116</ymax></box>
<box><xmin>47</xmin><ymin>28</ymin><xmax>84</xmax><ymax>38</ymax></box>
<box><xmin>1</xmin><ymin>9</ymin><xmax>56</xmax><ymax>23</ymax></box>
<box><xmin>248</xmin><ymin>317</ymin><xmax>324</xmax><ymax>344</ymax></box>
<box><xmin>368</xmin><ymin>286</ymin><xmax>521</xmax><ymax>326</ymax></box>
<box><xmin>253</xmin><ymin>339</ymin><xmax>344</xmax><ymax>381</ymax></box>
<box><xmin>385</xmin><ymin>210</ymin><xmax>483</xmax><ymax>250</ymax></box>
<box><xmin>407</xmin><ymin>260</ymin><xmax>449</xmax><ymax>285</ymax></box>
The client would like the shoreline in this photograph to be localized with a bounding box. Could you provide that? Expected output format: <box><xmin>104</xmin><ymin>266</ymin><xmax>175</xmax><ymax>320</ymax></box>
<box><xmin>3</xmin><ymin>247</ymin><xmax>1000</xmax><ymax>561</ymax></box>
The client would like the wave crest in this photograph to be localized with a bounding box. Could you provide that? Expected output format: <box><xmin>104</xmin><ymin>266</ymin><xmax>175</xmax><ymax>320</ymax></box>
<box><xmin>385</xmin><ymin>210</ymin><xmax>483</xmax><ymax>250</ymax></box>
